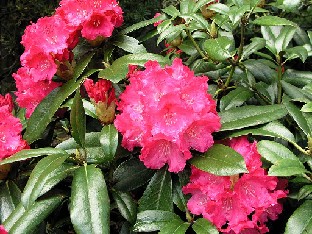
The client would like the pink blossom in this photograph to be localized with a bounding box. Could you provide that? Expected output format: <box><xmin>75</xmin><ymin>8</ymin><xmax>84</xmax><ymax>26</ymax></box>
<box><xmin>153</xmin><ymin>13</ymin><xmax>163</xmax><ymax>27</ymax></box>
<box><xmin>0</xmin><ymin>225</ymin><xmax>8</xmax><ymax>234</ymax></box>
<box><xmin>0</xmin><ymin>94</ymin><xmax>29</xmax><ymax>161</ymax></box>
<box><xmin>182</xmin><ymin>136</ymin><xmax>288</xmax><ymax>233</ymax></box>
<box><xmin>114</xmin><ymin>58</ymin><xmax>220</xmax><ymax>172</ymax></box>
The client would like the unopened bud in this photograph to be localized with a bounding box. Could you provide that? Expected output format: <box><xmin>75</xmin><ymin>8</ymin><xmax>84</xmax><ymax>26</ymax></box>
<box><xmin>210</xmin><ymin>21</ymin><xmax>218</xmax><ymax>39</ymax></box>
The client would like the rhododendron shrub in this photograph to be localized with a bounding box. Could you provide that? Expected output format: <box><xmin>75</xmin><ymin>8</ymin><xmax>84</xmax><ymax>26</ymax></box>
<box><xmin>183</xmin><ymin>136</ymin><xmax>288</xmax><ymax>233</ymax></box>
<box><xmin>114</xmin><ymin>58</ymin><xmax>220</xmax><ymax>172</ymax></box>
<box><xmin>1</xmin><ymin>0</ymin><xmax>312</xmax><ymax>233</ymax></box>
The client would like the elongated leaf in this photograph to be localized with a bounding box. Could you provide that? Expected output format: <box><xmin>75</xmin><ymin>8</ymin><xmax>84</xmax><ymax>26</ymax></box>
<box><xmin>253</xmin><ymin>16</ymin><xmax>297</xmax><ymax>27</ymax></box>
<box><xmin>0</xmin><ymin>148</ymin><xmax>68</xmax><ymax>165</ymax></box>
<box><xmin>193</xmin><ymin>0</ymin><xmax>215</xmax><ymax>13</ymax></box>
<box><xmin>282</xmin><ymin>81</ymin><xmax>312</xmax><ymax>103</ymax></box>
<box><xmin>219</xmin><ymin>104</ymin><xmax>288</xmax><ymax>131</ymax></box>
<box><xmin>180</xmin><ymin>0</ymin><xmax>196</xmax><ymax>14</ymax></box>
<box><xmin>268</xmin><ymin>158</ymin><xmax>307</xmax><ymax>176</ymax></box>
<box><xmin>0</xmin><ymin>181</ymin><xmax>21</xmax><ymax>223</ymax></box>
<box><xmin>284</xmin><ymin>100</ymin><xmax>312</xmax><ymax>136</ymax></box>
<box><xmin>98</xmin><ymin>53</ymin><xmax>170</xmax><ymax>83</ymax></box>
<box><xmin>157</xmin><ymin>24</ymin><xmax>186</xmax><ymax>45</ymax></box>
<box><xmin>241</xmin><ymin>37</ymin><xmax>266</xmax><ymax>60</ymax></box>
<box><xmin>159</xmin><ymin>222</ymin><xmax>189</xmax><ymax>234</ymax></box>
<box><xmin>70</xmin><ymin>90</ymin><xmax>86</xmax><ymax>147</ymax></box>
<box><xmin>302</xmin><ymin>102</ymin><xmax>312</xmax><ymax>112</ymax></box>
<box><xmin>275</xmin><ymin>26</ymin><xmax>297</xmax><ymax>53</ymax></box>
<box><xmin>298</xmin><ymin>185</ymin><xmax>312</xmax><ymax>200</ymax></box>
<box><xmin>133</xmin><ymin>210</ymin><xmax>188</xmax><ymax>232</ymax></box>
<box><xmin>113</xmin><ymin>158</ymin><xmax>155</xmax><ymax>191</ymax></box>
<box><xmin>203</xmin><ymin>37</ymin><xmax>233</xmax><ymax>61</ymax></box>
<box><xmin>192</xmin><ymin>218</ymin><xmax>218</xmax><ymax>234</ymax></box>
<box><xmin>227</xmin><ymin>121</ymin><xmax>296</xmax><ymax>144</ymax></box>
<box><xmin>113</xmin><ymin>35</ymin><xmax>147</xmax><ymax>54</ymax></box>
<box><xmin>139</xmin><ymin>168</ymin><xmax>172</xmax><ymax>212</ymax></box>
<box><xmin>172</xmin><ymin>177</ymin><xmax>187</xmax><ymax>212</ymax></box>
<box><xmin>283</xmin><ymin>69</ymin><xmax>312</xmax><ymax>88</ymax></box>
<box><xmin>285</xmin><ymin>200</ymin><xmax>312</xmax><ymax>234</ymax></box>
<box><xmin>2</xmin><ymin>203</ymin><xmax>26</xmax><ymax>231</ymax></box>
<box><xmin>162</xmin><ymin>5</ymin><xmax>180</xmax><ymax>17</ymax></box>
<box><xmin>257</xmin><ymin>140</ymin><xmax>298</xmax><ymax>163</ymax></box>
<box><xmin>24</xmin><ymin>78</ymin><xmax>83</xmax><ymax>144</ymax></box>
<box><xmin>99</xmin><ymin>124</ymin><xmax>118</xmax><ymax>161</ymax></box>
<box><xmin>5</xmin><ymin>195</ymin><xmax>63</xmax><ymax>234</ymax></box>
<box><xmin>111</xmin><ymin>190</ymin><xmax>137</xmax><ymax>224</ymax></box>
<box><xmin>21</xmin><ymin>153</ymin><xmax>69</xmax><ymax>208</ymax></box>
<box><xmin>207</xmin><ymin>3</ymin><xmax>230</xmax><ymax>15</ymax></box>
<box><xmin>285</xmin><ymin>46</ymin><xmax>309</xmax><ymax>62</ymax></box>
<box><xmin>220</xmin><ymin>87</ymin><xmax>253</xmax><ymax>111</ymax></box>
<box><xmin>180</xmin><ymin>13</ymin><xmax>209</xmax><ymax>30</ymax></box>
<box><xmin>244</xmin><ymin>59</ymin><xmax>276</xmax><ymax>83</ymax></box>
<box><xmin>70</xmin><ymin>165</ymin><xmax>110</xmax><ymax>234</ymax></box>
<box><xmin>73</xmin><ymin>52</ymin><xmax>95</xmax><ymax>81</ymax></box>
<box><xmin>190</xmin><ymin>144</ymin><xmax>247</xmax><ymax>176</ymax></box>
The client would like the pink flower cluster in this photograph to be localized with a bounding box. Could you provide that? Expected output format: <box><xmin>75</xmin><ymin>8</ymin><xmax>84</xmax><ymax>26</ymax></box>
<box><xmin>13</xmin><ymin>0</ymin><xmax>123</xmax><ymax>118</ymax></box>
<box><xmin>114</xmin><ymin>58</ymin><xmax>221</xmax><ymax>173</ymax></box>
<box><xmin>182</xmin><ymin>136</ymin><xmax>288</xmax><ymax>234</ymax></box>
<box><xmin>0</xmin><ymin>225</ymin><xmax>8</xmax><ymax>234</ymax></box>
<box><xmin>0</xmin><ymin>94</ymin><xmax>28</xmax><ymax>161</ymax></box>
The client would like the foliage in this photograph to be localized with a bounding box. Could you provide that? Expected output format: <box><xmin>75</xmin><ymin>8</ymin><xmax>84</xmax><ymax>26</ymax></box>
<box><xmin>1</xmin><ymin>0</ymin><xmax>312</xmax><ymax>233</ymax></box>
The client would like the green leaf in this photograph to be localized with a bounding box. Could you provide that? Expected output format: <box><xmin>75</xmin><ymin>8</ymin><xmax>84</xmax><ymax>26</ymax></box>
<box><xmin>162</xmin><ymin>5</ymin><xmax>180</xmax><ymax>17</ymax></box>
<box><xmin>241</xmin><ymin>37</ymin><xmax>266</xmax><ymax>60</ymax></box>
<box><xmin>180</xmin><ymin>13</ymin><xmax>209</xmax><ymax>30</ymax></box>
<box><xmin>282</xmin><ymin>81</ymin><xmax>312</xmax><ymax>103</ymax></box>
<box><xmin>275</xmin><ymin>26</ymin><xmax>297</xmax><ymax>53</ymax></box>
<box><xmin>253</xmin><ymin>16</ymin><xmax>297</xmax><ymax>27</ymax></box>
<box><xmin>203</xmin><ymin>37</ymin><xmax>233</xmax><ymax>61</ymax></box>
<box><xmin>113</xmin><ymin>35</ymin><xmax>147</xmax><ymax>54</ymax></box>
<box><xmin>219</xmin><ymin>104</ymin><xmax>288</xmax><ymax>131</ymax></box>
<box><xmin>207</xmin><ymin>3</ymin><xmax>230</xmax><ymax>15</ymax></box>
<box><xmin>133</xmin><ymin>210</ymin><xmax>189</xmax><ymax>232</ymax></box>
<box><xmin>285</xmin><ymin>200</ymin><xmax>312</xmax><ymax>234</ymax></box>
<box><xmin>180</xmin><ymin>0</ymin><xmax>196</xmax><ymax>14</ymax></box>
<box><xmin>98</xmin><ymin>53</ymin><xmax>170</xmax><ymax>83</ymax></box>
<box><xmin>244</xmin><ymin>59</ymin><xmax>276</xmax><ymax>83</ymax></box>
<box><xmin>120</xmin><ymin>14</ymin><xmax>167</xmax><ymax>35</ymax></box>
<box><xmin>228</xmin><ymin>5</ymin><xmax>250</xmax><ymax>26</ymax></box>
<box><xmin>227</xmin><ymin>121</ymin><xmax>296</xmax><ymax>144</ymax></box>
<box><xmin>172</xmin><ymin>177</ymin><xmax>187</xmax><ymax>212</ymax></box>
<box><xmin>21</xmin><ymin>153</ymin><xmax>69</xmax><ymax>208</ymax></box>
<box><xmin>70</xmin><ymin>90</ymin><xmax>86</xmax><ymax>147</ymax></box>
<box><xmin>70</xmin><ymin>165</ymin><xmax>110</xmax><ymax>234</ymax></box>
<box><xmin>157</xmin><ymin>24</ymin><xmax>186</xmax><ymax>45</ymax></box>
<box><xmin>283</xmin><ymin>69</ymin><xmax>312</xmax><ymax>87</ymax></box>
<box><xmin>192</xmin><ymin>218</ymin><xmax>218</xmax><ymax>234</ymax></box>
<box><xmin>4</xmin><ymin>195</ymin><xmax>64</xmax><ymax>233</ymax></box>
<box><xmin>0</xmin><ymin>148</ymin><xmax>68</xmax><ymax>165</ymax></box>
<box><xmin>193</xmin><ymin>0</ymin><xmax>215</xmax><ymax>13</ymax></box>
<box><xmin>24</xmin><ymin>78</ymin><xmax>83</xmax><ymax>144</ymax></box>
<box><xmin>0</xmin><ymin>181</ymin><xmax>21</xmax><ymax>223</ymax></box>
<box><xmin>284</xmin><ymin>99</ymin><xmax>312</xmax><ymax>136</ymax></box>
<box><xmin>73</xmin><ymin>52</ymin><xmax>95</xmax><ymax>81</ymax></box>
<box><xmin>56</xmin><ymin>129</ymin><xmax>117</xmax><ymax>165</ymax></box>
<box><xmin>302</xmin><ymin>102</ymin><xmax>312</xmax><ymax>112</ymax></box>
<box><xmin>113</xmin><ymin>158</ymin><xmax>155</xmax><ymax>191</ymax></box>
<box><xmin>298</xmin><ymin>185</ymin><xmax>312</xmax><ymax>200</ymax></box>
<box><xmin>159</xmin><ymin>222</ymin><xmax>189</xmax><ymax>234</ymax></box>
<box><xmin>268</xmin><ymin>158</ymin><xmax>307</xmax><ymax>176</ymax></box>
<box><xmin>139</xmin><ymin>168</ymin><xmax>172</xmax><ymax>212</ymax></box>
<box><xmin>219</xmin><ymin>87</ymin><xmax>253</xmax><ymax>111</ymax></box>
<box><xmin>285</xmin><ymin>46</ymin><xmax>308</xmax><ymax>63</ymax></box>
<box><xmin>190</xmin><ymin>144</ymin><xmax>248</xmax><ymax>176</ymax></box>
<box><xmin>63</xmin><ymin>98</ymin><xmax>97</xmax><ymax>118</ymax></box>
<box><xmin>112</xmin><ymin>190</ymin><xmax>137</xmax><ymax>224</ymax></box>
<box><xmin>257</xmin><ymin>140</ymin><xmax>298</xmax><ymax>163</ymax></box>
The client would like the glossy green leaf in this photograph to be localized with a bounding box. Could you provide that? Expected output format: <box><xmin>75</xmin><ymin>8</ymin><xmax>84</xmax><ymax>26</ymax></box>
<box><xmin>98</xmin><ymin>53</ymin><xmax>170</xmax><ymax>83</ymax></box>
<box><xmin>190</xmin><ymin>144</ymin><xmax>248</xmax><ymax>176</ymax></box>
<box><xmin>275</xmin><ymin>26</ymin><xmax>297</xmax><ymax>53</ymax></box>
<box><xmin>113</xmin><ymin>35</ymin><xmax>147</xmax><ymax>54</ymax></box>
<box><xmin>162</xmin><ymin>5</ymin><xmax>180</xmax><ymax>17</ymax></box>
<box><xmin>172</xmin><ymin>177</ymin><xmax>187</xmax><ymax>212</ymax></box>
<box><xmin>302</xmin><ymin>102</ymin><xmax>312</xmax><ymax>112</ymax></box>
<box><xmin>139</xmin><ymin>168</ymin><xmax>172</xmax><ymax>212</ymax></box>
<box><xmin>180</xmin><ymin>13</ymin><xmax>209</xmax><ymax>30</ymax></box>
<box><xmin>241</xmin><ymin>37</ymin><xmax>266</xmax><ymax>60</ymax></box>
<box><xmin>253</xmin><ymin>16</ymin><xmax>297</xmax><ymax>27</ymax></box>
<box><xmin>159</xmin><ymin>222</ymin><xmax>189</xmax><ymax>234</ymax></box>
<box><xmin>219</xmin><ymin>87</ymin><xmax>253</xmax><ymax>111</ymax></box>
<box><xmin>73</xmin><ymin>52</ymin><xmax>95</xmax><ymax>81</ymax></box>
<box><xmin>257</xmin><ymin>140</ymin><xmax>298</xmax><ymax>164</ymax></box>
<box><xmin>284</xmin><ymin>100</ymin><xmax>312</xmax><ymax>136</ymax></box>
<box><xmin>112</xmin><ymin>190</ymin><xmax>137</xmax><ymax>224</ymax></box>
<box><xmin>227</xmin><ymin>121</ymin><xmax>296</xmax><ymax>144</ymax></box>
<box><xmin>21</xmin><ymin>153</ymin><xmax>69</xmax><ymax>208</ymax></box>
<box><xmin>4</xmin><ymin>195</ymin><xmax>63</xmax><ymax>233</ymax></box>
<box><xmin>228</xmin><ymin>5</ymin><xmax>250</xmax><ymax>26</ymax></box>
<box><xmin>180</xmin><ymin>0</ymin><xmax>196</xmax><ymax>14</ymax></box>
<box><xmin>157</xmin><ymin>24</ymin><xmax>186</xmax><ymax>45</ymax></box>
<box><xmin>100</xmin><ymin>124</ymin><xmax>119</xmax><ymax>162</ymax></box>
<box><xmin>207</xmin><ymin>3</ymin><xmax>230</xmax><ymax>15</ymax></box>
<box><xmin>298</xmin><ymin>185</ymin><xmax>312</xmax><ymax>200</ymax></box>
<box><xmin>24</xmin><ymin>78</ymin><xmax>83</xmax><ymax>144</ymax></box>
<box><xmin>133</xmin><ymin>210</ymin><xmax>189</xmax><ymax>232</ymax></box>
<box><xmin>0</xmin><ymin>181</ymin><xmax>21</xmax><ymax>223</ymax></box>
<box><xmin>0</xmin><ymin>147</ymin><xmax>68</xmax><ymax>165</ymax></box>
<box><xmin>63</xmin><ymin>98</ymin><xmax>97</xmax><ymax>118</ymax></box>
<box><xmin>193</xmin><ymin>0</ymin><xmax>215</xmax><ymax>13</ymax></box>
<box><xmin>192</xmin><ymin>218</ymin><xmax>218</xmax><ymax>234</ymax></box>
<box><xmin>203</xmin><ymin>37</ymin><xmax>233</xmax><ymax>61</ymax></box>
<box><xmin>285</xmin><ymin>46</ymin><xmax>309</xmax><ymax>63</ymax></box>
<box><xmin>113</xmin><ymin>158</ymin><xmax>155</xmax><ymax>191</ymax></box>
<box><xmin>70</xmin><ymin>165</ymin><xmax>110</xmax><ymax>234</ymax></box>
<box><xmin>285</xmin><ymin>200</ymin><xmax>312</xmax><ymax>234</ymax></box>
<box><xmin>70</xmin><ymin>90</ymin><xmax>86</xmax><ymax>147</ymax></box>
<box><xmin>56</xmin><ymin>131</ymin><xmax>116</xmax><ymax>165</ymax></box>
<box><xmin>283</xmin><ymin>69</ymin><xmax>312</xmax><ymax>87</ymax></box>
<box><xmin>219</xmin><ymin>104</ymin><xmax>288</xmax><ymax>131</ymax></box>
<box><xmin>268</xmin><ymin>158</ymin><xmax>307</xmax><ymax>176</ymax></box>
<box><xmin>282</xmin><ymin>81</ymin><xmax>312</xmax><ymax>103</ymax></box>
<box><xmin>244</xmin><ymin>59</ymin><xmax>276</xmax><ymax>83</ymax></box>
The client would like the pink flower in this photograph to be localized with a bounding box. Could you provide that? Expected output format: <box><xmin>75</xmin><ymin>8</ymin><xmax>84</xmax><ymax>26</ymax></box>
<box><xmin>182</xmin><ymin>136</ymin><xmax>288</xmax><ymax>234</ymax></box>
<box><xmin>84</xmin><ymin>78</ymin><xmax>116</xmax><ymax>124</ymax></box>
<box><xmin>0</xmin><ymin>225</ymin><xmax>8</xmax><ymax>234</ymax></box>
<box><xmin>0</xmin><ymin>94</ymin><xmax>29</xmax><ymax>161</ymax></box>
<box><xmin>114</xmin><ymin>58</ymin><xmax>220</xmax><ymax>172</ymax></box>
<box><xmin>153</xmin><ymin>13</ymin><xmax>163</xmax><ymax>27</ymax></box>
